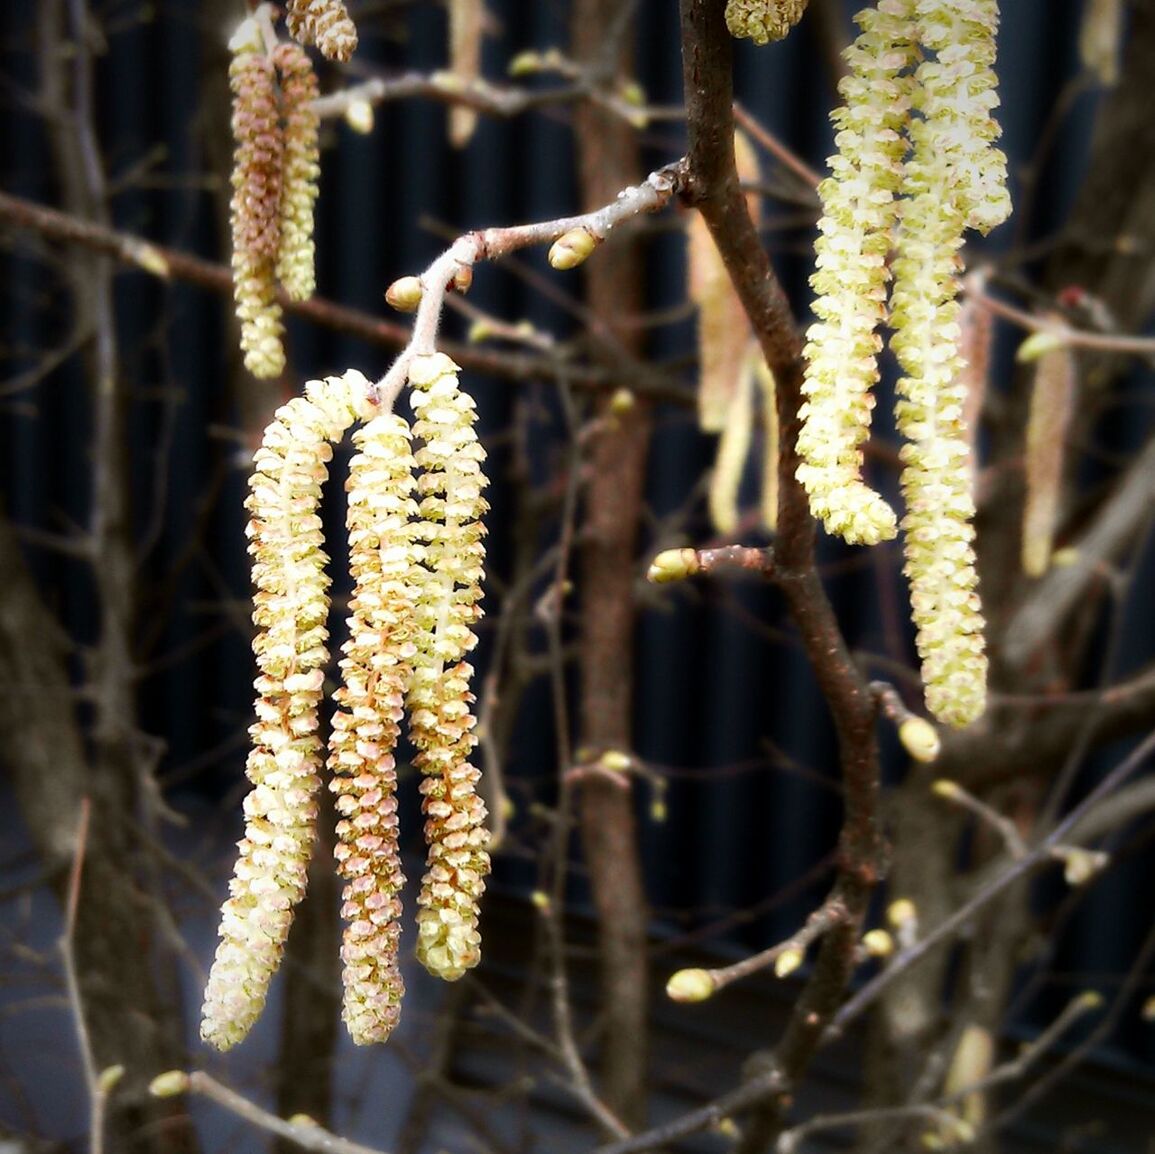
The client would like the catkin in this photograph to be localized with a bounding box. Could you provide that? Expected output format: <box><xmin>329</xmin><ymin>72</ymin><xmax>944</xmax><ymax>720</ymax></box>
<box><xmin>725</xmin><ymin>0</ymin><xmax>809</xmax><ymax>43</ymax></box>
<box><xmin>329</xmin><ymin>413</ymin><xmax>420</xmax><ymax>1044</ymax></box>
<box><xmin>890</xmin><ymin>0</ymin><xmax>1010</xmax><ymax>728</ymax></box>
<box><xmin>200</xmin><ymin>372</ymin><xmax>372</xmax><ymax>1050</ymax></box>
<box><xmin>286</xmin><ymin>0</ymin><xmax>359</xmax><ymax>62</ymax></box>
<box><xmin>797</xmin><ymin>0</ymin><xmax>918</xmax><ymax>545</ymax></box>
<box><xmin>406</xmin><ymin>353</ymin><xmax>492</xmax><ymax>982</ymax></box>
<box><xmin>229</xmin><ymin>43</ymin><xmax>285</xmax><ymax>379</ymax></box>
<box><xmin>273</xmin><ymin>43</ymin><xmax>321</xmax><ymax>301</ymax></box>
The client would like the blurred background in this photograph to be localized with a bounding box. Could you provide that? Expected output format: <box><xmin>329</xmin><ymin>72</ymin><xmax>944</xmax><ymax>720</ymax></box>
<box><xmin>3</xmin><ymin>1</ymin><xmax>1155</xmax><ymax>1151</ymax></box>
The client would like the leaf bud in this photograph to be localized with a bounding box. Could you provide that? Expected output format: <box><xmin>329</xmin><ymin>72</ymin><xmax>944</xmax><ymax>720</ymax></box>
<box><xmin>862</xmin><ymin>929</ymin><xmax>894</xmax><ymax>958</ymax></box>
<box><xmin>98</xmin><ymin>1065</ymin><xmax>125</xmax><ymax>1093</ymax></box>
<box><xmin>149</xmin><ymin>1070</ymin><xmax>191</xmax><ymax>1098</ymax></box>
<box><xmin>386</xmin><ymin>276</ymin><xmax>424</xmax><ymax>312</ymax></box>
<box><xmin>899</xmin><ymin>716</ymin><xmax>941</xmax><ymax>763</ymax></box>
<box><xmin>452</xmin><ymin>264</ymin><xmax>474</xmax><ymax>293</ymax></box>
<box><xmin>344</xmin><ymin>98</ymin><xmax>374</xmax><ymax>135</ymax></box>
<box><xmin>647</xmin><ymin>547</ymin><xmax>700</xmax><ymax>584</ymax></box>
<box><xmin>774</xmin><ymin>948</ymin><xmax>803</xmax><ymax>978</ymax></box>
<box><xmin>887</xmin><ymin>898</ymin><xmax>917</xmax><ymax>930</ymax></box>
<box><xmin>609</xmin><ymin>387</ymin><xmax>636</xmax><ymax>414</ymax></box>
<box><xmin>548</xmin><ymin>228</ymin><xmax>599</xmax><ymax>271</ymax></box>
<box><xmin>666</xmin><ymin>968</ymin><xmax>716</xmax><ymax>1002</ymax></box>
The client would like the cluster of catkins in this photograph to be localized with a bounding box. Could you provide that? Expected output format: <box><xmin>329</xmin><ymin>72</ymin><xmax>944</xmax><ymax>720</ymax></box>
<box><xmin>228</xmin><ymin>18</ymin><xmax>323</xmax><ymax>379</ymax></box>
<box><xmin>200</xmin><ymin>354</ymin><xmax>491</xmax><ymax>1050</ymax></box>
<box><xmin>794</xmin><ymin>0</ymin><xmax>1011</xmax><ymax>728</ymax></box>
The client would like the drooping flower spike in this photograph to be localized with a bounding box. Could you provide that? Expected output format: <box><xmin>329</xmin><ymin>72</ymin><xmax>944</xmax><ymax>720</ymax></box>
<box><xmin>889</xmin><ymin>0</ymin><xmax>1010</xmax><ymax>727</ymax></box>
<box><xmin>228</xmin><ymin>24</ymin><xmax>286</xmax><ymax>379</ymax></box>
<box><xmin>406</xmin><ymin>353</ymin><xmax>492</xmax><ymax>982</ymax></box>
<box><xmin>273</xmin><ymin>43</ymin><xmax>321</xmax><ymax>302</ymax></box>
<box><xmin>796</xmin><ymin>0</ymin><xmax>918</xmax><ymax>546</ymax></box>
<box><xmin>285</xmin><ymin>0</ymin><xmax>359</xmax><ymax>62</ymax></box>
<box><xmin>328</xmin><ymin>413</ymin><xmax>422</xmax><ymax>1044</ymax></box>
<box><xmin>725</xmin><ymin>0</ymin><xmax>810</xmax><ymax>44</ymax></box>
<box><xmin>200</xmin><ymin>372</ymin><xmax>373</xmax><ymax>1051</ymax></box>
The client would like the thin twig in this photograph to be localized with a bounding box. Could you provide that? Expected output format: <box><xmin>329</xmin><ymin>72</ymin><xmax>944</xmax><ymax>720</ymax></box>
<box><xmin>371</xmin><ymin>159</ymin><xmax>688</xmax><ymax>409</ymax></box>
<box><xmin>59</xmin><ymin>800</ymin><xmax>106</xmax><ymax>1154</ymax></box>
<box><xmin>683</xmin><ymin>899</ymin><xmax>850</xmax><ymax>997</ymax></box>
<box><xmin>181</xmin><ymin>1072</ymin><xmax>388</xmax><ymax>1154</ymax></box>
<box><xmin>0</xmin><ymin>190</ymin><xmax>691</xmax><ymax>402</ymax></box>
<box><xmin>833</xmin><ymin>727</ymin><xmax>1155</xmax><ymax>1033</ymax></box>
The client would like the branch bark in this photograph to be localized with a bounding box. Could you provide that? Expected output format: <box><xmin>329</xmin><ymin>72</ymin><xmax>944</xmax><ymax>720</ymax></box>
<box><xmin>678</xmin><ymin>4</ymin><xmax>883</xmax><ymax>1152</ymax></box>
<box><xmin>571</xmin><ymin>0</ymin><xmax>652</xmax><ymax>1126</ymax></box>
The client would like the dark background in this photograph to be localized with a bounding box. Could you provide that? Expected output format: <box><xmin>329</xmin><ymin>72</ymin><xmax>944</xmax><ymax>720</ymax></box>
<box><xmin>3</xmin><ymin>1</ymin><xmax>1155</xmax><ymax>1150</ymax></box>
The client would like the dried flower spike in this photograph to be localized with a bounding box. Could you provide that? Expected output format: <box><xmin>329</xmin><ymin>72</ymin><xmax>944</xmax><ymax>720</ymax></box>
<box><xmin>406</xmin><ymin>353</ymin><xmax>491</xmax><ymax>981</ymax></box>
<box><xmin>725</xmin><ymin>0</ymin><xmax>809</xmax><ymax>44</ymax></box>
<box><xmin>1021</xmin><ymin>330</ymin><xmax>1075</xmax><ymax>577</ymax></box>
<box><xmin>229</xmin><ymin>34</ymin><xmax>285</xmax><ymax>378</ymax></box>
<box><xmin>273</xmin><ymin>43</ymin><xmax>321</xmax><ymax>302</ymax></box>
<box><xmin>201</xmin><ymin>371</ymin><xmax>372</xmax><ymax>1051</ymax></box>
<box><xmin>329</xmin><ymin>413</ymin><xmax>420</xmax><ymax>1044</ymax></box>
<box><xmin>689</xmin><ymin>129</ymin><xmax>760</xmax><ymax>434</ymax></box>
<box><xmin>286</xmin><ymin>0</ymin><xmax>359</xmax><ymax>62</ymax></box>
<box><xmin>448</xmin><ymin>0</ymin><xmax>484</xmax><ymax>146</ymax></box>
<box><xmin>797</xmin><ymin>1</ymin><xmax>918</xmax><ymax>545</ymax></box>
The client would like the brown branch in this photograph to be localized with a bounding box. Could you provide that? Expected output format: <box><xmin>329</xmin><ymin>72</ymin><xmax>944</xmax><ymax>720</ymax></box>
<box><xmin>677</xmin><ymin>5</ymin><xmax>883</xmax><ymax>1152</ymax></box>
<box><xmin>674</xmin><ymin>9</ymin><xmax>877</xmax><ymax>1154</ymax></box>
<box><xmin>0</xmin><ymin>189</ymin><xmax>690</xmax><ymax>403</ymax></box>
<box><xmin>833</xmin><ymin>726</ymin><xmax>1155</xmax><ymax>1034</ymax></box>
<box><xmin>570</xmin><ymin>0</ymin><xmax>652</xmax><ymax>1125</ymax></box>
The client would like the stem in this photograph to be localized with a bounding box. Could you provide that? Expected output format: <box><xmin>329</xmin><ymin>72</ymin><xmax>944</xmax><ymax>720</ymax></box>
<box><xmin>679</xmin><ymin>4</ymin><xmax>883</xmax><ymax>1151</ymax></box>
<box><xmin>571</xmin><ymin>0</ymin><xmax>651</xmax><ymax>1124</ymax></box>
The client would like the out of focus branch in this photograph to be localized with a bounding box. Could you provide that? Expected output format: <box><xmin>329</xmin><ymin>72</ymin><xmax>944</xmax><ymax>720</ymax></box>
<box><xmin>0</xmin><ymin>189</ymin><xmax>690</xmax><ymax>402</ymax></box>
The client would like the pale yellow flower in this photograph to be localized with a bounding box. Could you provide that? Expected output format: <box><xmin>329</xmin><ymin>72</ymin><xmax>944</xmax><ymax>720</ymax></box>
<box><xmin>797</xmin><ymin>0</ymin><xmax>918</xmax><ymax>545</ymax></box>
<box><xmin>285</xmin><ymin>0</ymin><xmax>359</xmax><ymax>62</ymax></box>
<box><xmin>329</xmin><ymin>413</ymin><xmax>420</xmax><ymax>1044</ymax></box>
<box><xmin>201</xmin><ymin>372</ymin><xmax>373</xmax><ymax>1050</ymax></box>
<box><xmin>406</xmin><ymin>353</ymin><xmax>491</xmax><ymax>981</ymax></box>
<box><xmin>273</xmin><ymin>43</ymin><xmax>321</xmax><ymax>302</ymax></box>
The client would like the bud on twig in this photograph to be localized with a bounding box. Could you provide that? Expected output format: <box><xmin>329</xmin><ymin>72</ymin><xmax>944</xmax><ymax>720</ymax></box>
<box><xmin>548</xmin><ymin>228</ymin><xmax>599</xmax><ymax>270</ymax></box>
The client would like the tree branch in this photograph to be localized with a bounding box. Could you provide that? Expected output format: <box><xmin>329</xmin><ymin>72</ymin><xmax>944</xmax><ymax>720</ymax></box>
<box><xmin>0</xmin><ymin>189</ymin><xmax>690</xmax><ymax>403</ymax></box>
<box><xmin>678</xmin><ymin>4</ymin><xmax>882</xmax><ymax>1151</ymax></box>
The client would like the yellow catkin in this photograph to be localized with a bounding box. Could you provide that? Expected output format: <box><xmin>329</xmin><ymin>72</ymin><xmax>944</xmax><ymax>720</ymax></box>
<box><xmin>200</xmin><ymin>372</ymin><xmax>372</xmax><ymax>1051</ymax></box>
<box><xmin>273</xmin><ymin>43</ymin><xmax>321</xmax><ymax>302</ymax></box>
<box><xmin>448</xmin><ymin>0</ymin><xmax>484</xmax><ymax>147</ymax></box>
<box><xmin>229</xmin><ymin>41</ymin><xmax>285</xmax><ymax>378</ymax></box>
<box><xmin>406</xmin><ymin>353</ymin><xmax>491</xmax><ymax>981</ymax></box>
<box><xmin>286</xmin><ymin>0</ymin><xmax>359</xmax><ymax>62</ymax></box>
<box><xmin>890</xmin><ymin>0</ymin><xmax>1010</xmax><ymax>728</ymax></box>
<box><xmin>329</xmin><ymin>413</ymin><xmax>420</xmax><ymax>1044</ymax></box>
<box><xmin>708</xmin><ymin>350</ymin><xmax>755</xmax><ymax>536</ymax></box>
<box><xmin>797</xmin><ymin>0</ymin><xmax>918</xmax><ymax>545</ymax></box>
<box><xmin>725</xmin><ymin>0</ymin><xmax>809</xmax><ymax>43</ymax></box>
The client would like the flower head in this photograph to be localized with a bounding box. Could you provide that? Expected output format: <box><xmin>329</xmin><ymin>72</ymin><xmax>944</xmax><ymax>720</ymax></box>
<box><xmin>725</xmin><ymin>0</ymin><xmax>809</xmax><ymax>44</ymax></box>
<box><xmin>229</xmin><ymin>41</ymin><xmax>285</xmax><ymax>378</ymax></box>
